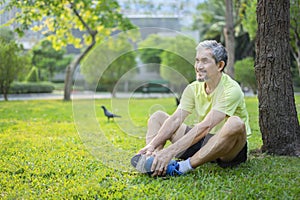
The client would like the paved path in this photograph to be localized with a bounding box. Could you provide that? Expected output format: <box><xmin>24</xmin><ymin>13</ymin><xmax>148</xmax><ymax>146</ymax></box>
<box><xmin>0</xmin><ymin>91</ymin><xmax>177</xmax><ymax>101</ymax></box>
<box><xmin>0</xmin><ymin>89</ymin><xmax>260</xmax><ymax>101</ymax></box>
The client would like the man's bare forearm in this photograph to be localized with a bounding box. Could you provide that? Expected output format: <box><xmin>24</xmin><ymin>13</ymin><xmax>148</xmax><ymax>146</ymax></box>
<box><xmin>166</xmin><ymin>123</ymin><xmax>210</xmax><ymax>156</ymax></box>
<box><xmin>165</xmin><ymin>110</ymin><xmax>227</xmax><ymax>156</ymax></box>
<box><xmin>148</xmin><ymin>116</ymin><xmax>182</xmax><ymax>148</ymax></box>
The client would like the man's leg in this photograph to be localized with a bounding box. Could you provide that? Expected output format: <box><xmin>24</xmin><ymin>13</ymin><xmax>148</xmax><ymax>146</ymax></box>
<box><xmin>145</xmin><ymin>111</ymin><xmax>187</xmax><ymax>152</ymax></box>
<box><xmin>131</xmin><ymin>111</ymin><xmax>187</xmax><ymax>173</ymax></box>
<box><xmin>190</xmin><ymin>116</ymin><xmax>247</xmax><ymax>168</ymax></box>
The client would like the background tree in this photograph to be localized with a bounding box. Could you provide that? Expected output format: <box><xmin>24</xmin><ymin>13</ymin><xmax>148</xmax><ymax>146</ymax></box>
<box><xmin>0</xmin><ymin>27</ymin><xmax>15</xmax><ymax>42</ymax></box>
<box><xmin>81</xmin><ymin>34</ymin><xmax>137</xmax><ymax>97</ymax></box>
<box><xmin>160</xmin><ymin>35</ymin><xmax>196</xmax><ymax>92</ymax></box>
<box><xmin>255</xmin><ymin>0</ymin><xmax>300</xmax><ymax>156</ymax></box>
<box><xmin>2</xmin><ymin>0</ymin><xmax>134</xmax><ymax>100</ymax></box>
<box><xmin>137</xmin><ymin>34</ymin><xmax>196</xmax><ymax>95</ymax></box>
<box><xmin>224</xmin><ymin>0</ymin><xmax>235</xmax><ymax>78</ymax></box>
<box><xmin>138</xmin><ymin>34</ymin><xmax>174</xmax><ymax>75</ymax></box>
<box><xmin>25</xmin><ymin>66</ymin><xmax>40</xmax><ymax>82</ymax></box>
<box><xmin>242</xmin><ymin>0</ymin><xmax>300</xmax><ymax>79</ymax></box>
<box><xmin>0</xmin><ymin>28</ymin><xmax>30</xmax><ymax>101</ymax></box>
<box><xmin>290</xmin><ymin>0</ymin><xmax>300</xmax><ymax>76</ymax></box>
<box><xmin>31</xmin><ymin>40</ymin><xmax>72</xmax><ymax>81</ymax></box>
<box><xmin>234</xmin><ymin>57</ymin><xmax>257</xmax><ymax>94</ymax></box>
<box><xmin>240</xmin><ymin>1</ymin><xmax>257</xmax><ymax>41</ymax></box>
<box><xmin>192</xmin><ymin>0</ymin><xmax>226</xmax><ymax>41</ymax></box>
<box><xmin>138</xmin><ymin>35</ymin><xmax>167</xmax><ymax>64</ymax></box>
<box><xmin>192</xmin><ymin>0</ymin><xmax>252</xmax><ymax>76</ymax></box>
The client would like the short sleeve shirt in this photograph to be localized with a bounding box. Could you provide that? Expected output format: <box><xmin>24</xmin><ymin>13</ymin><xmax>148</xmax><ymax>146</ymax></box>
<box><xmin>179</xmin><ymin>73</ymin><xmax>251</xmax><ymax>136</ymax></box>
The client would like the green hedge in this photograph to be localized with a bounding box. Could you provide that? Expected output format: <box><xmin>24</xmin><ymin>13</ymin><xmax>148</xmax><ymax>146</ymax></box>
<box><xmin>6</xmin><ymin>82</ymin><xmax>55</xmax><ymax>94</ymax></box>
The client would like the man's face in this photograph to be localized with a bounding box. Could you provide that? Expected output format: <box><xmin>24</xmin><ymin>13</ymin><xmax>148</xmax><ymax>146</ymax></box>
<box><xmin>194</xmin><ymin>48</ymin><xmax>221</xmax><ymax>82</ymax></box>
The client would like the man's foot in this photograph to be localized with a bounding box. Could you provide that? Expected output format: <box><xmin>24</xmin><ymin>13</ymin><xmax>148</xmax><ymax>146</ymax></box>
<box><xmin>131</xmin><ymin>154</ymin><xmax>183</xmax><ymax>176</ymax></box>
<box><xmin>130</xmin><ymin>154</ymin><xmax>149</xmax><ymax>173</ymax></box>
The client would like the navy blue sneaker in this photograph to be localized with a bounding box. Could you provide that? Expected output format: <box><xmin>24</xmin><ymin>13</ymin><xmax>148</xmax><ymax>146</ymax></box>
<box><xmin>131</xmin><ymin>154</ymin><xmax>183</xmax><ymax>176</ymax></box>
<box><xmin>131</xmin><ymin>154</ymin><xmax>148</xmax><ymax>173</ymax></box>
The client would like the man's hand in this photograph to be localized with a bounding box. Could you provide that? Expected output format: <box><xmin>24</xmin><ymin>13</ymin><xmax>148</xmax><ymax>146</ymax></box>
<box><xmin>138</xmin><ymin>144</ymin><xmax>155</xmax><ymax>156</ymax></box>
<box><xmin>150</xmin><ymin>149</ymin><xmax>174</xmax><ymax>176</ymax></box>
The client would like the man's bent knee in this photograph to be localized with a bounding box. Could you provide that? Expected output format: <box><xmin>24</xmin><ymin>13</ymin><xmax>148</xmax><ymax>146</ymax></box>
<box><xmin>226</xmin><ymin>116</ymin><xmax>244</xmax><ymax>126</ymax></box>
<box><xmin>148</xmin><ymin>111</ymin><xmax>169</xmax><ymax>125</ymax></box>
<box><xmin>225</xmin><ymin>116</ymin><xmax>246</xmax><ymax>136</ymax></box>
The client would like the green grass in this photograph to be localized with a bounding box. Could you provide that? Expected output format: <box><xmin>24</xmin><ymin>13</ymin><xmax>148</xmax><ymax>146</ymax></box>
<box><xmin>0</xmin><ymin>96</ymin><xmax>299</xmax><ymax>199</ymax></box>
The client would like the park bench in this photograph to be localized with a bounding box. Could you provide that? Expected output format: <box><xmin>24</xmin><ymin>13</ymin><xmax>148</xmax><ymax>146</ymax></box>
<box><xmin>141</xmin><ymin>81</ymin><xmax>171</xmax><ymax>94</ymax></box>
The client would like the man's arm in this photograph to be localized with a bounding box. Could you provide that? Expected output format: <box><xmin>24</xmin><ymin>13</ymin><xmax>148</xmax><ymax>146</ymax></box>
<box><xmin>138</xmin><ymin>108</ymin><xmax>190</xmax><ymax>155</ymax></box>
<box><xmin>150</xmin><ymin>109</ymin><xmax>226</xmax><ymax>176</ymax></box>
<box><xmin>166</xmin><ymin>109</ymin><xmax>226</xmax><ymax>156</ymax></box>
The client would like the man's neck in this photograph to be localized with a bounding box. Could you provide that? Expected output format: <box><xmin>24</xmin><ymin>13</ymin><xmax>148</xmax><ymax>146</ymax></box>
<box><xmin>205</xmin><ymin>73</ymin><xmax>223</xmax><ymax>95</ymax></box>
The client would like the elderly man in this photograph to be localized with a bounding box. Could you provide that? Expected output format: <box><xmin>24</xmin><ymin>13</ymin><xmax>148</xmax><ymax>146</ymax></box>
<box><xmin>131</xmin><ymin>40</ymin><xmax>251</xmax><ymax>177</ymax></box>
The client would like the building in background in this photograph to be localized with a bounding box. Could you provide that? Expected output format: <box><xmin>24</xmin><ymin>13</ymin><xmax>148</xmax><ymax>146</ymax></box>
<box><xmin>119</xmin><ymin>0</ymin><xmax>199</xmax><ymax>40</ymax></box>
<box><xmin>117</xmin><ymin>0</ymin><xmax>200</xmax><ymax>84</ymax></box>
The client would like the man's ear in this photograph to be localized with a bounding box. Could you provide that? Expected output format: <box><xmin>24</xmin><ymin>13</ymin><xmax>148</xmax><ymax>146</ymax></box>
<box><xmin>218</xmin><ymin>61</ymin><xmax>225</xmax><ymax>71</ymax></box>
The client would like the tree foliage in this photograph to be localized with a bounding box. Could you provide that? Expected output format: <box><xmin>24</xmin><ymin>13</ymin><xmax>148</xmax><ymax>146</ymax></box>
<box><xmin>25</xmin><ymin>66</ymin><xmax>40</xmax><ymax>82</ymax></box>
<box><xmin>241</xmin><ymin>0</ymin><xmax>300</xmax><ymax>77</ymax></box>
<box><xmin>290</xmin><ymin>0</ymin><xmax>300</xmax><ymax>76</ymax></box>
<box><xmin>240</xmin><ymin>1</ymin><xmax>257</xmax><ymax>41</ymax></box>
<box><xmin>81</xmin><ymin>33</ymin><xmax>137</xmax><ymax>96</ymax></box>
<box><xmin>138</xmin><ymin>34</ymin><xmax>171</xmax><ymax>65</ymax></box>
<box><xmin>160</xmin><ymin>35</ymin><xmax>196</xmax><ymax>86</ymax></box>
<box><xmin>0</xmin><ymin>28</ymin><xmax>30</xmax><ymax>101</ymax></box>
<box><xmin>1</xmin><ymin>0</ymin><xmax>135</xmax><ymax>100</ymax></box>
<box><xmin>234</xmin><ymin>57</ymin><xmax>257</xmax><ymax>94</ymax></box>
<box><xmin>192</xmin><ymin>0</ymin><xmax>246</xmax><ymax>41</ymax></box>
<box><xmin>192</xmin><ymin>0</ymin><xmax>249</xmax><ymax>78</ymax></box>
<box><xmin>192</xmin><ymin>0</ymin><xmax>226</xmax><ymax>41</ymax></box>
<box><xmin>31</xmin><ymin>40</ymin><xmax>72</xmax><ymax>81</ymax></box>
<box><xmin>0</xmin><ymin>27</ymin><xmax>15</xmax><ymax>42</ymax></box>
<box><xmin>137</xmin><ymin>34</ymin><xmax>196</xmax><ymax>92</ymax></box>
<box><xmin>2</xmin><ymin>0</ymin><xmax>133</xmax><ymax>49</ymax></box>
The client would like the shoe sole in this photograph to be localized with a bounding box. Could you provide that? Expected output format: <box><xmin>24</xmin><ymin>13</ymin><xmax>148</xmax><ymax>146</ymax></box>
<box><xmin>131</xmin><ymin>154</ymin><xmax>141</xmax><ymax>168</ymax></box>
<box><xmin>131</xmin><ymin>154</ymin><xmax>154</xmax><ymax>174</ymax></box>
<box><xmin>131</xmin><ymin>154</ymin><xmax>149</xmax><ymax>173</ymax></box>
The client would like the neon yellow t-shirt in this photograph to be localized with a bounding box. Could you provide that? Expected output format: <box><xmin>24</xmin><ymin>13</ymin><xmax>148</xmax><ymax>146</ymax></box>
<box><xmin>179</xmin><ymin>73</ymin><xmax>251</xmax><ymax>136</ymax></box>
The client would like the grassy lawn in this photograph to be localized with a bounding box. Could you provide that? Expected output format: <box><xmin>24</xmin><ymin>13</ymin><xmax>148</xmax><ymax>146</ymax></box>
<box><xmin>0</xmin><ymin>96</ymin><xmax>299</xmax><ymax>199</ymax></box>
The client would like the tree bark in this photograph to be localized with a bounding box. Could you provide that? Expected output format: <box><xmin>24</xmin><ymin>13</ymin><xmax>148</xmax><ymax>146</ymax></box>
<box><xmin>63</xmin><ymin>41</ymin><xmax>96</xmax><ymax>101</ymax></box>
<box><xmin>63</xmin><ymin>57</ymin><xmax>78</xmax><ymax>101</ymax></box>
<box><xmin>255</xmin><ymin>0</ymin><xmax>300</xmax><ymax>156</ymax></box>
<box><xmin>224</xmin><ymin>0</ymin><xmax>235</xmax><ymax>78</ymax></box>
<box><xmin>1</xmin><ymin>86</ymin><xmax>8</xmax><ymax>101</ymax></box>
<box><xmin>1</xmin><ymin>83</ymin><xmax>9</xmax><ymax>101</ymax></box>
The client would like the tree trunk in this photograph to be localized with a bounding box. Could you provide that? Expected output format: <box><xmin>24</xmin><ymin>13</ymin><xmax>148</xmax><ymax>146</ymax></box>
<box><xmin>63</xmin><ymin>5</ymin><xmax>97</xmax><ymax>101</ymax></box>
<box><xmin>224</xmin><ymin>0</ymin><xmax>235</xmax><ymax>78</ymax></box>
<box><xmin>3</xmin><ymin>89</ymin><xmax>8</xmax><ymax>101</ymax></box>
<box><xmin>255</xmin><ymin>0</ymin><xmax>300</xmax><ymax>156</ymax></box>
<box><xmin>63</xmin><ymin>41</ymin><xmax>96</xmax><ymax>101</ymax></box>
<box><xmin>1</xmin><ymin>84</ymin><xmax>9</xmax><ymax>101</ymax></box>
<box><xmin>63</xmin><ymin>67</ymin><xmax>72</xmax><ymax>101</ymax></box>
<box><xmin>64</xmin><ymin>56</ymin><xmax>79</xmax><ymax>101</ymax></box>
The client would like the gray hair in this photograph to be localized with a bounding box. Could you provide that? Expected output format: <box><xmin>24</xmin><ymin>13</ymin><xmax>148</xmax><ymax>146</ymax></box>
<box><xmin>196</xmin><ymin>40</ymin><xmax>228</xmax><ymax>70</ymax></box>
